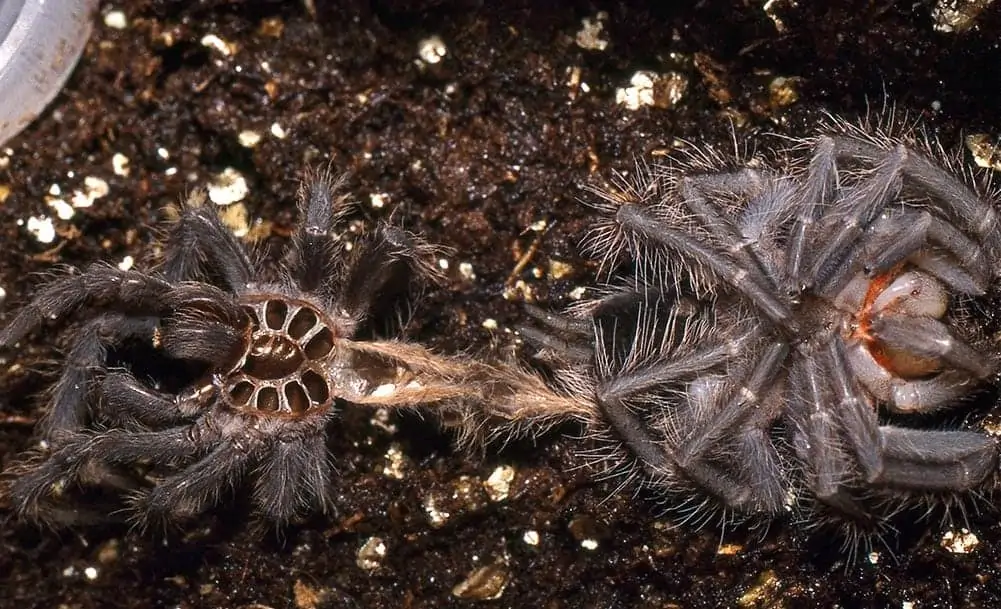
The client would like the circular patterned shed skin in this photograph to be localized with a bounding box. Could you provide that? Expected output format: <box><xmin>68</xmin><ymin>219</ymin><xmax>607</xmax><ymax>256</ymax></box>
<box><xmin>225</xmin><ymin>296</ymin><xmax>336</xmax><ymax>417</ymax></box>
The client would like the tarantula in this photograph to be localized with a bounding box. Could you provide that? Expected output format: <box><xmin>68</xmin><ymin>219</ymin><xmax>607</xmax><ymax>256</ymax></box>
<box><xmin>0</xmin><ymin>170</ymin><xmax>536</xmax><ymax>527</ymax></box>
<box><xmin>520</xmin><ymin>120</ymin><xmax>1001</xmax><ymax>540</ymax></box>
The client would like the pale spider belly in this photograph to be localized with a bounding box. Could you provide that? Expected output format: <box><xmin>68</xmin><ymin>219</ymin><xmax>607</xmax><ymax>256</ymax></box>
<box><xmin>834</xmin><ymin>266</ymin><xmax>957</xmax><ymax>409</ymax></box>
<box><xmin>223</xmin><ymin>296</ymin><xmax>336</xmax><ymax>416</ymax></box>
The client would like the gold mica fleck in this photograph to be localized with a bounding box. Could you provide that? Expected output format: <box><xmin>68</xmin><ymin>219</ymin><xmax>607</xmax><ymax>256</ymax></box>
<box><xmin>200</xmin><ymin>34</ymin><xmax>238</xmax><ymax>57</ymax></box>
<box><xmin>941</xmin><ymin>528</ymin><xmax>980</xmax><ymax>554</ymax></box>
<box><xmin>548</xmin><ymin>259</ymin><xmax>573</xmax><ymax>280</ymax></box>
<box><xmin>575</xmin><ymin>12</ymin><xmax>610</xmax><ymax>52</ymax></box>
<box><xmin>382</xmin><ymin>444</ymin><xmax>408</xmax><ymax>479</ymax></box>
<box><xmin>356</xmin><ymin>537</ymin><xmax>387</xmax><ymax>570</ymax></box>
<box><xmin>452</xmin><ymin>561</ymin><xmax>510</xmax><ymax>600</ymax></box>
<box><xmin>482</xmin><ymin>465</ymin><xmax>515</xmax><ymax>502</ymax></box>
<box><xmin>737</xmin><ymin>569</ymin><xmax>781</xmax><ymax>608</ymax></box>
<box><xmin>615</xmin><ymin>71</ymin><xmax>689</xmax><ymax>110</ymax></box>
<box><xmin>422</xmin><ymin>475</ymin><xmax>491</xmax><ymax>527</ymax></box>
<box><xmin>264</xmin><ymin>80</ymin><xmax>280</xmax><ymax>101</ymax></box>
<box><xmin>96</xmin><ymin>539</ymin><xmax>121</xmax><ymax>564</ymax></box>
<box><xmin>716</xmin><ymin>543</ymin><xmax>744</xmax><ymax>556</ymax></box>
<box><xmin>762</xmin><ymin>0</ymin><xmax>797</xmax><ymax>32</ymax></box>
<box><xmin>259</xmin><ymin>16</ymin><xmax>285</xmax><ymax>38</ymax></box>
<box><xmin>423</xmin><ymin>495</ymin><xmax>449</xmax><ymax>527</ymax></box>
<box><xmin>933</xmin><ymin>0</ymin><xmax>997</xmax><ymax>33</ymax></box>
<box><xmin>503</xmin><ymin>279</ymin><xmax>535</xmax><ymax>302</ymax></box>
<box><xmin>768</xmin><ymin>76</ymin><xmax>800</xmax><ymax>108</ymax></box>
<box><xmin>966</xmin><ymin>133</ymin><xmax>1001</xmax><ymax>171</ymax></box>
<box><xmin>218</xmin><ymin>202</ymin><xmax>250</xmax><ymax>237</ymax></box>
<box><xmin>694</xmin><ymin>52</ymin><xmax>732</xmax><ymax>105</ymax></box>
<box><xmin>293</xmin><ymin>579</ymin><xmax>323</xmax><ymax>609</ymax></box>
<box><xmin>0</xmin><ymin>183</ymin><xmax>10</xmax><ymax>204</ymax></box>
<box><xmin>238</xmin><ymin>130</ymin><xmax>262</xmax><ymax>148</ymax></box>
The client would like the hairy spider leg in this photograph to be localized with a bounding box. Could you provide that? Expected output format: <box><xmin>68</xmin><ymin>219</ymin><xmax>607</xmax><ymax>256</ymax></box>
<box><xmin>842</xmin><ymin>338</ymin><xmax>980</xmax><ymax>414</ymax></box>
<box><xmin>334</xmin><ymin>224</ymin><xmax>439</xmax><ymax>335</ymax></box>
<box><xmin>43</xmin><ymin>314</ymin><xmax>160</xmax><ymax>437</ymax></box>
<box><xmin>670</xmin><ymin>341</ymin><xmax>789</xmax><ymax>514</ymax></box>
<box><xmin>835</xmin><ymin>328</ymin><xmax>998</xmax><ymax>494</ymax></box>
<box><xmin>589</xmin><ymin>305</ymin><xmax>735</xmax><ymax>478</ymax></box>
<box><xmin>518</xmin><ymin>304</ymin><xmax>594</xmax><ymax>363</ymax></box>
<box><xmin>129</xmin><ymin>414</ymin><xmax>261</xmax><ymax>527</ymax></box>
<box><xmin>155</xmin><ymin>284</ymin><xmax>251</xmax><ymax>367</ymax></box>
<box><xmin>674</xmin><ymin>169</ymin><xmax>784</xmax><ymax>293</ymax></box>
<box><xmin>91</xmin><ymin>377</ymin><xmax>336</xmax><ymax>527</ymax></box>
<box><xmin>872</xmin><ymin>426</ymin><xmax>998</xmax><ymax>492</ymax></box>
<box><xmin>99</xmin><ymin>371</ymin><xmax>217</xmax><ymax>428</ymax></box>
<box><xmin>675</xmin><ymin>166</ymin><xmax>815</xmax><ymax>301</ymax></box>
<box><xmin>251</xmin><ymin>430</ymin><xmax>335</xmax><ymax>524</ymax></box>
<box><xmin>868</xmin><ymin>315</ymin><xmax>991</xmax><ymax>379</ymax></box>
<box><xmin>862</xmin><ymin>210</ymin><xmax>989</xmax><ymax>295</ymax></box>
<box><xmin>824</xmin><ymin>340</ymin><xmax>882</xmax><ymax>481</ymax></box>
<box><xmin>788</xmin><ymin>342</ymin><xmax>870</xmax><ymax>521</ymax></box>
<box><xmin>288</xmin><ymin>168</ymin><xmax>353</xmax><ymax>295</ymax></box>
<box><xmin>0</xmin><ymin>265</ymin><xmax>174</xmax><ymax>349</ymax></box>
<box><xmin>8</xmin><ymin>424</ymin><xmax>202</xmax><ymax>522</ymax></box>
<box><xmin>805</xmin><ymin>146</ymin><xmax>907</xmax><ymax>296</ymax></box>
<box><xmin>286</xmin><ymin>173</ymin><xmax>441</xmax><ymax>336</ymax></box>
<box><xmin>0</xmin><ymin>265</ymin><xmax>244</xmax><ymax>436</ymax></box>
<box><xmin>792</xmin><ymin>331</ymin><xmax>998</xmax><ymax>514</ymax></box>
<box><xmin>785</xmin><ymin>136</ymin><xmax>837</xmax><ymax>289</ymax></box>
<box><xmin>160</xmin><ymin>195</ymin><xmax>254</xmax><ymax>290</ymax></box>
<box><xmin>592</xmin><ymin>304</ymin><xmax>788</xmax><ymax>514</ymax></box>
<box><xmin>614</xmin><ymin>203</ymin><xmax>795</xmax><ymax>329</ymax></box>
<box><xmin>830</xmin><ymin>136</ymin><xmax>1001</xmax><ymax>257</ymax></box>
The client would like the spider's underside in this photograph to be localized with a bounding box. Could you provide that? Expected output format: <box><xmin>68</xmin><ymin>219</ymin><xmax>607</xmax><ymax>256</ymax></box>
<box><xmin>520</xmin><ymin>123</ymin><xmax>1001</xmax><ymax>544</ymax></box>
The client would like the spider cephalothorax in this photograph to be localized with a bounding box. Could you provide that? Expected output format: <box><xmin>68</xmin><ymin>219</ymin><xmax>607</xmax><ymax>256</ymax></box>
<box><xmin>519</xmin><ymin>119</ymin><xmax>1001</xmax><ymax>547</ymax></box>
<box><xmin>0</xmin><ymin>169</ymin><xmax>527</xmax><ymax>527</ymax></box>
<box><xmin>222</xmin><ymin>296</ymin><xmax>336</xmax><ymax>415</ymax></box>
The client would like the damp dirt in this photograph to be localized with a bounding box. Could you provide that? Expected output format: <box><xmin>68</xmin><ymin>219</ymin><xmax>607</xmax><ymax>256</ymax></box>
<box><xmin>1</xmin><ymin>1</ymin><xmax>1001</xmax><ymax>608</ymax></box>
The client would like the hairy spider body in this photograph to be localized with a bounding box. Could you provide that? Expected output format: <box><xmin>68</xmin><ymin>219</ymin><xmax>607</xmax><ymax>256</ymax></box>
<box><xmin>0</xmin><ymin>170</ymin><xmax>504</xmax><ymax>527</ymax></box>
<box><xmin>521</xmin><ymin>119</ymin><xmax>1001</xmax><ymax>547</ymax></box>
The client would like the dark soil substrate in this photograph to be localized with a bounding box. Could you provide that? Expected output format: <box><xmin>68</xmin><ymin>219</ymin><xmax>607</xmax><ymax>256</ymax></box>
<box><xmin>2</xmin><ymin>1</ymin><xmax>1001</xmax><ymax>607</ymax></box>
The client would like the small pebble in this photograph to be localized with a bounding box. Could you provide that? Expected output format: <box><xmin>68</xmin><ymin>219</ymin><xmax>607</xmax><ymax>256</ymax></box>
<box><xmin>575</xmin><ymin>12</ymin><xmax>610</xmax><ymax>51</ymax></box>
<box><xmin>238</xmin><ymin>130</ymin><xmax>262</xmax><ymax>148</ymax></box>
<box><xmin>104</xmin><ymin>10</ymin><xmax>128</xmax><ymax>30</ymax></box>
<box><xmin>208</xmin><ymin>167</ymin><xmax>249</xmax><ymax>205</ymax></box>
<box><xmin>941</xmin><ymin>528</ymin><xmax>979</xmax><ymax>554</ymax></box>
<box><xmin>616</xmin><ymin>70</ymin><xmax>688</xmax><ymax>110</ymax></box>
<box><xmin>522</xmin><ymin>530</ymin><xmax>539</xmax><ymax>546</ymax></box>
<box><xmin>112</xmin><ymin>153</ymin><xmax>131</xmax><ymax>176</ymax></box>
<box><xmin>26</xmin><ymin>216</ymin><xmax>55</xmax><ymax>243</ymax></box>
<box><xmin>201</xmin><ymin>34</ymin><xmax>237</xmax><ymax>56</ymax></box>
<box><xmin>452</xmin><ymin>562</ymin><xmax>510</xmax><ymax>600</ymax></box>
<box><xmin>482</xmin><ymin>465</ymin><xmax>515</xmax><ymax>502</ymax></box>
<box><xmin>417</xmin><ymin>35</ymin><xmax>447</xmax><ymax>64</ymax></box>
<box><xmin>356</xmin><ymin>537</ymin><xmax>387</xmax><ymax>570</ymax></box>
